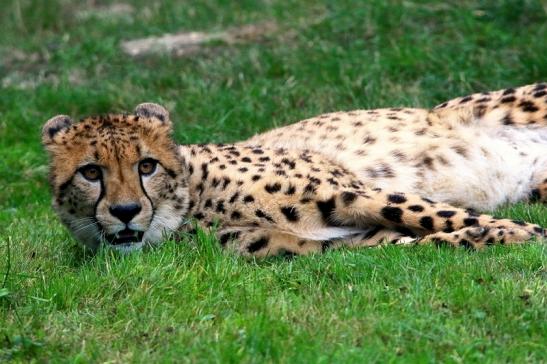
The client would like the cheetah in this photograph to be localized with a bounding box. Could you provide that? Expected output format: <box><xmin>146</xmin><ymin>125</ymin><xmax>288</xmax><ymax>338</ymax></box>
<box><xmin>42</xmin><ymin>83</ymin><xmax>546</xmax><ymax>255</ymax></box>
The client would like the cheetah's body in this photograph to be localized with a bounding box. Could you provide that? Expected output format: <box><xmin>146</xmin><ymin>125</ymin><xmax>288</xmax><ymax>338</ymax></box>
<box><xmin>42</xmin><ymin>84</ymin><xmax>547</xmax><ymax>255</ymax></box>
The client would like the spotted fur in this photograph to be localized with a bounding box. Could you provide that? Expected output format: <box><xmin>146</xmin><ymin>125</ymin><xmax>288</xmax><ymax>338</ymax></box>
<box><xmin>43</xmin><ymin>84</ymin><xmax>546</xmax><ymax>255</ymax></box>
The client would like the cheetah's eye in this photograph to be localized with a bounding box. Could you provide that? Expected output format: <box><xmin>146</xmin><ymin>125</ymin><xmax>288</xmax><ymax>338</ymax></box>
<box><xmin>79</xmin><ymin>165</ymin><xmax>102</xmax><ymax>182</ymax></box>
<box><xmin>139</xmin><ymin>158</ymin><xmax>157</xmax><ymax>176</ymax></box>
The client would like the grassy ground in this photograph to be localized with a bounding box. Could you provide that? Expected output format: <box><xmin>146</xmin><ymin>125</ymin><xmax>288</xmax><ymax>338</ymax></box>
<box><xmin>1</xmin><ymin>0</ymin><xmax>546</xmax><ymax>362</ymax></box>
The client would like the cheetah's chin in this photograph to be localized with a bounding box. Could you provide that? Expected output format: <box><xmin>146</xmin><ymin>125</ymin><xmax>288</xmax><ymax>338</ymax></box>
<box><xmin>103</xmin><ymin>228</ymin><xmax>146</xmax><ymax>253</ymax></box>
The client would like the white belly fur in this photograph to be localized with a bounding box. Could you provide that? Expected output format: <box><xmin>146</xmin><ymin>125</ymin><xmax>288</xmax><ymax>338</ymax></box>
<box><xmin>418</xmin><ymin>126</ymin><xmax>547</xmax><ymax>211</ymax></box>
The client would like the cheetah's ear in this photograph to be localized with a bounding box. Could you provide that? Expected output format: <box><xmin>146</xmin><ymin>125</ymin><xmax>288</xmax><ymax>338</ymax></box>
<box><xmin>42</xmin><ymin>115</ymin><xmax>73</xmax><ymax>145</ymax></box>
<box><xmin>134</xmin><ymin>103</ymin><xmax>171</xmax><ymax>125</ymax></box>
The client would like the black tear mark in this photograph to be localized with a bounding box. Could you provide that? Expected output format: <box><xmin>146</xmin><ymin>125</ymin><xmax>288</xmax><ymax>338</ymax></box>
<box><xmin>381</xmin><ymin>206</ymin><xmax>403</xmax><ymax>223</ymax></box>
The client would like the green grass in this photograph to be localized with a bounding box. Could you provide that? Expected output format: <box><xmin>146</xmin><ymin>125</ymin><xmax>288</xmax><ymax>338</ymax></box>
<box><xmin>1</xmin><ymin>0</ymin><xmax>546</xmax><ymax>362</ymax></box>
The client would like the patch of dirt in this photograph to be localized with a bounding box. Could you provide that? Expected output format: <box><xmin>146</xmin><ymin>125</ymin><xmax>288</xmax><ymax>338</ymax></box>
<box><xmin>121</xmin><ymin>21</ymin><xmax>278</xmax><ymax>57</ymax></box>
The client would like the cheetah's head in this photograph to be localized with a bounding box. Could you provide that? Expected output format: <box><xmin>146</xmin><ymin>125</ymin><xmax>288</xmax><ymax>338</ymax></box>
<box><xmin>42</xmin><ymin>103</ymin><xmax>189</xmax><ymax>252</ymax></box>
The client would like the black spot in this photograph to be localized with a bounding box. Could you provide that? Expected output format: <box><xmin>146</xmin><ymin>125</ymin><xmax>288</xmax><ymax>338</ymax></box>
<box><xmin>363</xmin><ymin>226</ymin><xmax>383</xmax><ymax>239</ymax></box>
<box><xmin>408</xmin><ymin>205</ymin><xmax>424</xmax><ymax>212</ymax></box>
<box><xmin>519</xmin><ymin>100</ymin><xmax>539</xmax><ymax>112</ymax></box>
<box><xmin>511</xmin><ymin>219</ymin><xmax>526</xmax><ymax>226</ymax></box>
<box><xmin>243</xmin><ymin>195</ymin><xmax>255</xmax><ymax>203</ymax></box>
<box><xmin>265</xmin><ymin>183</ymin><xmax>282</xmax><ymax>193</ymax></box>
<box><xmin>341</xmin><ymin>191</ymin><xmax>357</xmax><ymax>206</ymax></box>
<box><xmin>259</xmin><ymin>156</ymin><xmax>270</xmax><ymax>162</ymax></box>
<box><xmin>251</xmin><ymin>175</ymin><xmax>261</xmax><ymax>182</ymax></box>
<box><xmin>219</xmin><ymin>231</ymin><xmax>240</xmax><ymax>246</ymax></box>
<box><xmin>419</xmin><ymin>216</ymin><xmax>434</xmax><ymax>230</ymax></box>
<box><xmin>529</xmin><ymin>189</ymin><xmax>540</xmax><ymax>202</ymax></box>
<box><xmin>463</xmin><ymin>218</ymin><xmax>479</xmax><ymax>226</ymax></box>
<box><xmin>437</xmin><ymin>210</ymin><xmax>457</xmax><ymax>218</ymax></box>
<box><xmin>533</xmin><ymin>90</ymin><xmax>546</xmax><ymax>98</ymax></box>
<box><xmin>387</xmin><ymin>194</ymin><xmax>407</xmax><ymax>204</ymax></box>
<box><xmin>201</xmin><ymin>163</ymin><xmax>209</xmax><ymax>180</ymax></box>
<box><xmin>193</xmin><ymin>213</ymin><xmax>205</xmax><ymax>220</ymax></box>
<box><xmin>231</xmin><ymin>211</ymin><xmax>242</xmax><ymax>220</ymax></box>
<box><xmin>304</xmin><ymin>183</ymin><xmax>317</xmax><ymax>194</ymax></box>
<box><xmin>222</xmin><ymin>177</ymin><xmax>231</xmax><ymax>189</ymax></box>
<box><xmin>459</xmin><ymin>96</ymin><xmax>473</xmax><ymax>103</ymax></box>
<box><xmin>229</xmin><ymin>192</ymin><xmax>239</xmax><ymax>203</ymax></box>
<box><xmin>321</xmin><ymin>240</ymin><xmax>332</xmax><ymax>252</ymax></box>
<box><xmin>502</xmin><ymin>88</ymin><xmax>515</xmax><ymax>95</ymax></box>
<box><xmin>381</xmin><ymin>206</ymin><xmax>403</xmax><ymax>223</ymax></box>
<box><xmin>211</xmin><ymin>178</ymin><xmax>220</xmax><ymax>188</ymax></box>
<box><xmin>280</xmin><ymin>206</ymin><xmax>300</xmax><ymax>222</ymax></box>
<box><xmin>316</xmin><ymin>197</ymin><xmax>338</xmax><ymax>225</ymax></box>
<box><xmin>459</xmin><ymin>239</ymin><xmax>474</xmax><ymax>249</ymax></box>
<box><xmin>204</xmin><ymin>199</ymin><xmax>212</xmax><ymax>209</ymax></box>
<box><xmin>395</xmin><ymin>226</ymin><xmax>416</xmax><ymax>238</ymax></box>
<box><xmin>285</xmin><ymin>184</ymin><xmax>296</xmax><ymax>195</ymax></box>
<box><xmin>216</xmin><ymin>201</ymin><xmax>225</xmax><ymax>214</ymax></box>
<box><xmin>252</xmin><ymin>149</ymin><xmax>264</xmax><ymax>154</ymax></box>
<box><xmin>255</xmin><ymin>209</ymin><xmax>275</xmax><ymax>223</ymax></box>
<box><xmin>241</xmin><ymin>157</ymin><xmax>252</xmax><ymax>163</ymax></box>
<box><xmin>499</xmin><ymin>112</ymin><xmax>513</xmax><ymax>125</ymax></box>
<box><xmin>501</xmin><ymin>95</ymin><xmax>516</xmax><ymax>103</ymax></box>
<box><xmin>238</xmin><ymin>167</ymin><xmax>248</xmax><ymax>173</ymax></box>
<box><xmin>247</xmin><ymin>237</ymin><xmax>269</xmax><ymax>253</ymax></box>
<box><xmin>443</xmin><ymin>220</ymin><xmax>455</xmax><ymax>233</ymax></box>
<box><xmin>281</xmin><ymin>158</ymin><xmax>296</xmax><ymax>169</ymax></box>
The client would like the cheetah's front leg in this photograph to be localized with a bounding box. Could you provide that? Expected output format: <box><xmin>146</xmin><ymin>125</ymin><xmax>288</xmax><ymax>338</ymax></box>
<box><xmin>216</xmin><ymin>227</ymin><xmax>323</xmax><ymax>257</ymax></box>
<box><xmin>216</xmin><ymin>226</ymin><xmax>415</xmax><ymax>257</ymax></box>
<box><xmin>419</xmin><ymin>226</ymin><xmax>536</xmax><ymax>249</ymax></box>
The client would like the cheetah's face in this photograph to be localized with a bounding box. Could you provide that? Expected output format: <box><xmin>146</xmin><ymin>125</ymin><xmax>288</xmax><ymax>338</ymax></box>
<box><xmin>42</xmin><ymin>103</ymin><xmax>189</xmax><ymax>252</ymax></box>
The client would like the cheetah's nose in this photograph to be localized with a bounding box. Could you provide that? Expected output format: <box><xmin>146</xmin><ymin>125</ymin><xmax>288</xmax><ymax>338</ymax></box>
<box><xmin>109</xmin><ymin>203</ymin><xmax>142</xmax><ymax>224</ymax></box>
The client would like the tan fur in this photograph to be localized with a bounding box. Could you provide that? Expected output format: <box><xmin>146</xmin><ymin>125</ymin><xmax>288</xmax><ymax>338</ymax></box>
<box><xmin>43</xmin><ymin>84</ymin><xmax>546</xmax><ymax>255</ymax></box>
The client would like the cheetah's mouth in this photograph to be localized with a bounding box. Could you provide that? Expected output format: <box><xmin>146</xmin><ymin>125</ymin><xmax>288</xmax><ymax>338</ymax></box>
<box><xmin>105</xmin><ymin>228</ymin><xmax>145</xmax><ymax>246</ymax></box>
